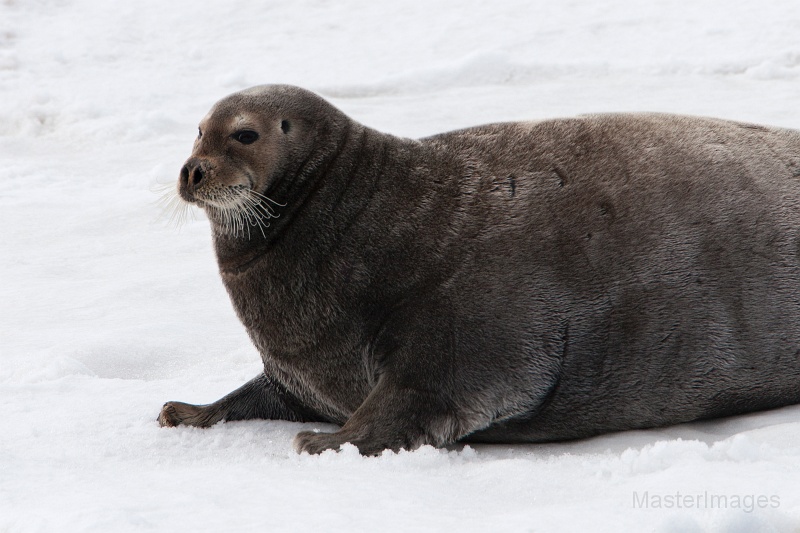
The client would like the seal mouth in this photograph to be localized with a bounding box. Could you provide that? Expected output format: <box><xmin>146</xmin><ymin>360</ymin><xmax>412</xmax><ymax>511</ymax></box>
<box><xmin>202</xmin><ymin>185</ymin><xmax>287</xmax><ymax>239</ymax></box>
<box><xmin>175</xmin><ymin>157</ymin><xmax>286</xmax><ymax>238</ymax></box>
<box><xmin>178</xmin><ymin>187</ymin><xmax>197</xmax><ymax>204</ymax></box>
<box><xmin>160</xmin><ymin>181</ymin><xmax>285</xmax><ymax>239</ymax></box>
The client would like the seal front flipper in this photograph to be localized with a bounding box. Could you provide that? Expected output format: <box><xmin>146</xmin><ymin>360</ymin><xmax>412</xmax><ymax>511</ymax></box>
<box><xmin>158</xmin><ymin>373</ymin><xmax>325</xmax><ymax>428</ymax></box>
<box><xmin>293</xmin><ymin>378</ymin><xmax>467</xmax><ymax>455</ymax></box>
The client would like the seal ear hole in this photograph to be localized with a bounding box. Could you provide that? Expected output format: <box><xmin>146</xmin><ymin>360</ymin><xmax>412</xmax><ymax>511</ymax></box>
<box><xmin>281</xmin><ymin>120</ymin><xmax>291</xmax><ymax>134</ymax></box>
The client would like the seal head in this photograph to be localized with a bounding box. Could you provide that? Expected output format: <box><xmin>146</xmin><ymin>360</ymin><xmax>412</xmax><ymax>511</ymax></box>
<box><xmin>179</xmin><ymin>85</ymin><xmax>350</xmax><ymax>238</ymax></box>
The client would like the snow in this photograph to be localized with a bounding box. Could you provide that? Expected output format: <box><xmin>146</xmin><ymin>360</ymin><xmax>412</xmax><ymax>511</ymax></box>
<box><xmin>2</xmin><ymin>0</ymin><xmax>800</xmax><ymax>531</ymax></box>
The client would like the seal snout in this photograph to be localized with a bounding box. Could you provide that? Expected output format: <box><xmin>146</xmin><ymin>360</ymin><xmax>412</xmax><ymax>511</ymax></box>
<box><xmin>179</xmin><ymin>158</ymin><xmax>206</xmax><ymax>201</ymax></box>
<box><xmin>181</xmin><ymin>158</ymin><xmax>205</xmax><ymax>187</ymax></box>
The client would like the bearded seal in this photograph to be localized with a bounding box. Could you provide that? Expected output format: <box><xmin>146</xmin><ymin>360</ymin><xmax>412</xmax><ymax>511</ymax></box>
<box><xmin>158</xmin><ymin>84</ymin><xmax>800</xmax><ymax>455</ymax></box>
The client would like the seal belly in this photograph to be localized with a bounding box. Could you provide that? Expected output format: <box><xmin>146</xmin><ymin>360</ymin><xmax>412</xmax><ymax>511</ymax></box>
<box><xmin>466</xmin><ymin>115</ymin><xmax>800</xmax><ymax>442</ymax></box>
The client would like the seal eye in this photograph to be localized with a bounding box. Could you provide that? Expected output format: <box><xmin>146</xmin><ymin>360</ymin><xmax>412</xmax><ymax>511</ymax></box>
<box><xmin>197</xmin><ymin>128</ymin><xmax>202</xmax><ymax>139</ymax></box>
<box><xmin>233</xmin><ymin>130</ymin><xmax>259</xmax><ymax>145</ymax></box>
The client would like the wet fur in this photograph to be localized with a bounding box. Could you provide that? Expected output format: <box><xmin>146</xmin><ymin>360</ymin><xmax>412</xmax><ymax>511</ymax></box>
<box><xmin>160</xmin><ymin>85</ymin><xmax>800</xmax><ymax>455</ymax></box>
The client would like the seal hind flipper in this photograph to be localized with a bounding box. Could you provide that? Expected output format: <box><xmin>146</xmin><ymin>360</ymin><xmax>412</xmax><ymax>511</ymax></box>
<box><xmin>158</xmin><ymin>373</ymin><xmax>326</xmax><ymax>428</ymax></box>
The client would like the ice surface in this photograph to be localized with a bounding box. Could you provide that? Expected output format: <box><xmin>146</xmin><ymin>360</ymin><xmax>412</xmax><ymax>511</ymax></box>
<box><xmin>2</xmin><ymin>0</ymin><xmax>800</xmax><ymax>531</ymax></box>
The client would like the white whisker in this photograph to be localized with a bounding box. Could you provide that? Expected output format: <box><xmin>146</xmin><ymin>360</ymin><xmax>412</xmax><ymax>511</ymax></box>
<box><xmin>154</xmin><ymin>183</ymin><xmax>199</xmax><ymax>231</ymax></box>
<box><xmin>159</xmin><ymin>183</ymin><xmax>286</xmax><ymax>239</ymax></box>
<box><xmin>247</xmin><ymin>188</ymin><xmax>287</xmax><ymax>208</ymax></box>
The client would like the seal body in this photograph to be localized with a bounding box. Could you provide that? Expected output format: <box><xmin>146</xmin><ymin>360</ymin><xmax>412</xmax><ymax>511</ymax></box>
<box><xmin>159</xmin><ymin>85</ymin><xmax>800</xmax><ymax>454</ymax></box>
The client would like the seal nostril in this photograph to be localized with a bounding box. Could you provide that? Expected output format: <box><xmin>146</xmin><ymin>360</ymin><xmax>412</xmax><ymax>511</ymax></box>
<box><xmin>191</xmin><ymin>167</ymin><xmax>204</xmax><ymax>186</ymax></box>
<box><xmin>180</xmin><ymin>164</ymin><xmax>190</xmax><ymax>186</ymax></box>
